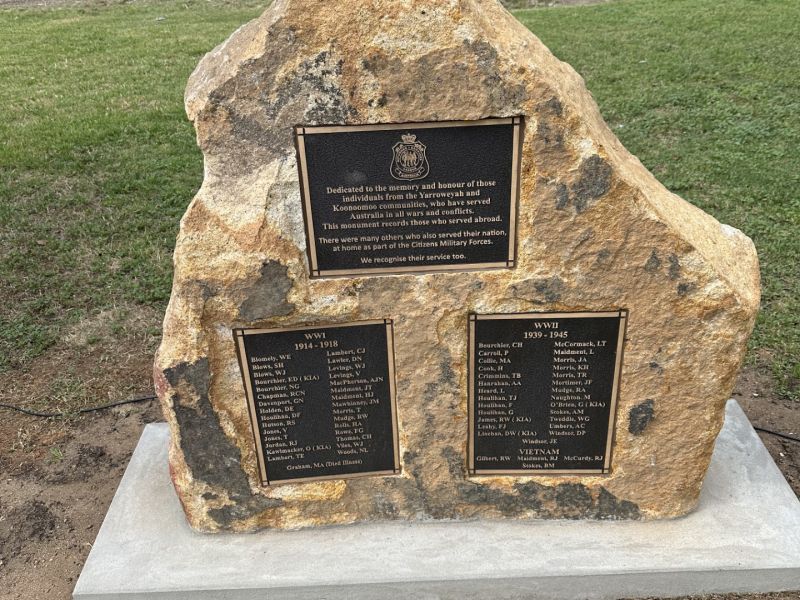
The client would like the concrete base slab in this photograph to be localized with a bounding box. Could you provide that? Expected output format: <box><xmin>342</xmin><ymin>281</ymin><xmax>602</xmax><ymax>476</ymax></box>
<box><xmin>73</xmin><ymin>400</ymin><xmax>800</xmax><ymax>599</ymax></box>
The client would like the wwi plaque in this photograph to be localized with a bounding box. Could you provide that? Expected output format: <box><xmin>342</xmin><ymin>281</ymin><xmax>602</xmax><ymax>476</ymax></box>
<box><xmin>234</xmin><ymin>320</ymin><xmax>400</xmax><ymax>485</ymax></box>
<box><xmin>295</xmin><ymin>118</ymin><xmax>523</xmax><ymax>277</ymax></box>
<box><xmin>468</xmin><ymin>311</ymin><xmax>627</xmax><ymax>475</ymax></box>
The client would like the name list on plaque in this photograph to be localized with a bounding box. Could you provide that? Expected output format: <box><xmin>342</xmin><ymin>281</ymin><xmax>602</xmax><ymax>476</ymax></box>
<box><xmin>295</xmin><ymin>117</ymin><xmax>523</xmax><ymax>277</ymax></box>
<box><xmin>235</xmin><ymin>320</ymin><xmax>400</xmax><ymax>485</ymax></box>
<box><xmin>468</xmin><ymin>311</ymin><xmax>627</xmax><ymax>475</ymax></box>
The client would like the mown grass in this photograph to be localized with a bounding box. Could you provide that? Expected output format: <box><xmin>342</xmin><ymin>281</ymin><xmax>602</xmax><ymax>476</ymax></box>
<box><xmin>0</xmin><ymin>0</ymin><xmax>266</xmax><ymax>371</ymax></box>
<box><xmin>1</xmin><ymin>0</ymin><xmax>798</xmax><ymax>398</ymax></box>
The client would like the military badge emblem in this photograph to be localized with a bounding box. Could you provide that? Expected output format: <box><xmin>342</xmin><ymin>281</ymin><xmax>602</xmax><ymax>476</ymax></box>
<box><xmin>391</xmin><ymin>133</ymin><xmax>430</xmax><ymax>180</ymax></box>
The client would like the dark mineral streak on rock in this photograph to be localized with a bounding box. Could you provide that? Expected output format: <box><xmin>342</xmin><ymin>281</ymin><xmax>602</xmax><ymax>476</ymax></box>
<box><xmin>368</xmin><ymin>93</ymin><xmax>388</xmax><ymax>108</ymax></box>
<box><xmin>467</xmin><ymin>39</ymin><xmax>498</xmax><ymax>70</ymax></box>
<box><xmin>165</xmin><ymin>359</ymin><xmax>222</xmax><ymax>487</ymax></box>
<box><xmin>164</xmin><ymin>358</ymin><xmax>282</xmax><ymax>528</ymax></box>
<box><xmin>534</xmin><ymin>276</ymin><xmax>564</xmax><ymax>303</ymax></box>
<box><xmin>438</xmin><ymin>358</ymin><xmax>457</xmax><ymax>407</ymax></box>
<box><xmin>572</xmin><ymin>155</ymin><xmax>612</xmax><ymax>213</ymax></box>
<box><xmin>645</xmin><ymin>250</ymin><xmax>661</xmax><ymax>273</ymax></box>
<box><xmin>199</xmin><ymin>281</ymin><xmax>215</xmax><ymax>301</ymax></box>
<box><xmin>513</xmin><ymin>480</ymin><xmax>548</xmax><ymax>510</ymax></box>
<box><xmin>380</xmin><ymin>469</ymin><xmax>425</xmax><ymax>510</ymax></box>
<box><xmin>629</xmin><ymin>399</ymin><xmax>655</xmax><ymax>435</ymax></box>
<box><xmin>261</xmin><ymin>50</ymin><xmax>353</xmax><ymax>124</ymax></box>
<box><xmin>536</xmin><ymin>97</ymin><xmax>566</xmax><ymax>151</ymax></box>
<box><xmin>555</xmin><ymin>483</ymin><xmax>593</xmax><ymax>517</ymax></box>
<box><xmin>677</xmin><ymin>282</ymin><xmax>696</xmax><ymax>296</ymax></box>
<box><xmin>537</xmin><ymin>120</ymin><xmax>565</xmax><ymax>150</ymax></box>
<box><xmin>543</xmin><ymin>96</ymin><xmax>563</xmax><ymax>117</ymax></box>
<box><xmin>458</xmin><ymin>479</ymin><xmax>639</xmax><ymax>520</ymax></box>
<box><xmin>668</xmin><ymin>254</ymin><xmax>681</xmax><ymax>280</ymax></box>
<box><xmin>206</xmin><ymin>495</ymin><xmax>283</xmax><ymax>527</ymax></box>
<box><xmin>238</xmin><ymin>260</ymin><xmax>294</xmax><ymax>321</ymax></box>
<box><xmin>203</xmin><ymin>44</ymin><xmax>354</xmax><ymax>176</ymax></box>
<box><xmin>465</xmin><ymin>40</ymin><xmax>527</xmax><ymax>108</ymax></box>
<box><xmin>555</xmin><ymin>182</ymin><xmax>569</xmax><ymax>210</ymax></box>
<box><xmin>409</xmin><ymin>350</ymin><xmax>461</xmax><ymax>519</ymax></box>
<box><xmin>378</xmin><ymin>349</ymin><xmax>462</xmax><ymax>521</ymax></box>
<box><xmin>361</xmin><ymin>55</ymin><xmax>381</xmax><ymax>73</ymax></box>
<box><xmin>371</xmin><ymin>494</ymin><xmax>400</xmax><ymax>518</ymax></box>
<box><xmin>458</xmin><ymin>481</ymin><xmax>641</xmax><ymax>519</ymax></box>
<box><xmin>441</xmin><ymin>446</ymin><xmax>466</xmax><ymax>480</ymax></box>
<box><xmin>649</xmin><ymin>361</ymin><xmax>664</xmax><ymax>374</ymax></box>
<box><xmin>509</xmin><ymin>275</ymin><xmax>565</xmax><ymax>303</ymax></box>
<box><xmin>596</xmin><ymin>249</ymin><xmax>612</xmax><ymax>265</ymax></box>
<box><xmin>596</xmin><ymin>487</ymin><xmax>641</xmax><ymax>520</ymax></box>
<box><xmin>458</xmin><ymin>482</ymin><xmax>526</xmax><ymax>517</ymax></box>
<box><xmin>386</xmin><ymin>48</ymin><xmax>470</xmax><ymax>115</ymax></box>
<box><xmin>399</xmin><ymin>449</ymin><xmax>445</xmax><ymax>518</ymax></box>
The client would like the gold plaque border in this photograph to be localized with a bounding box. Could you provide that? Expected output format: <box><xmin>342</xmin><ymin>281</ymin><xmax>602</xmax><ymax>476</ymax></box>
<box><xmin>467</xmin><ymin>310</ymin><xmax>628</xmax><ymax>477</ymax></box>
<box><xmin>234</xmin><ymin>319</ymin><xmax>401</xmax><ymax>486</ymax></box>
<box><xmin>294</xmin><ymin>117</ymin><xmax>524</xmax><ymax>278</ymax></box>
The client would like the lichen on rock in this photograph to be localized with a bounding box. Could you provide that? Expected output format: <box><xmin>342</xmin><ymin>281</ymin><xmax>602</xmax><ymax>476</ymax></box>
<box><xmin>154</xmin><ymin>0</ymin><xmax>760</xmax><ymax>532</ymax></box>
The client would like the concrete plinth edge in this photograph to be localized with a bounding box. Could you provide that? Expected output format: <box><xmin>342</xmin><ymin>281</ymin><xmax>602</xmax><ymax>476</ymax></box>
<box><xmin>73</xmin><ymin>400</ymin><xmax>800</xmax><ymax>600</ymax></box>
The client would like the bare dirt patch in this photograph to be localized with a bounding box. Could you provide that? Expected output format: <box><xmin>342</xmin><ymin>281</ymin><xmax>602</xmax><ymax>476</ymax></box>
<box><xmin>0</xmin><ymin>403</ymin><xmax>161</xmax><ymax>600</ymax></box>
<box><xmin>0</xmin><ymin>302</ymin><xmax>162</xmax><ymax>600</ymax></box>
<box><xmin>1</xmin><ymin>304</ymin><xmax>161</xmax><ymax>416</ymax></box>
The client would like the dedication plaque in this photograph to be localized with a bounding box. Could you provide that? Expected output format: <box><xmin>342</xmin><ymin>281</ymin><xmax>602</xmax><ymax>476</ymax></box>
<box><xmin>234</xmin><ymin>320</ymin><xmax>400</xmax><ymax>485</ymax></box>
<box><xmin>295</xmin><ymin>117</ymin><xmax>523</xmax><ymax>277</ymax></box>
<box><xmin>468</xmin><ymin>311</ymin><xmax>627</xmax><ymax>475</ymax></box>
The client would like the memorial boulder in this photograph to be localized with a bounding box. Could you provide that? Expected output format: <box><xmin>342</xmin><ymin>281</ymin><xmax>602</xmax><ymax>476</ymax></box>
<box><xmin>154</xmin><ymin>0</ymin><xmax>760</xmax><ymax>532</ymax></box>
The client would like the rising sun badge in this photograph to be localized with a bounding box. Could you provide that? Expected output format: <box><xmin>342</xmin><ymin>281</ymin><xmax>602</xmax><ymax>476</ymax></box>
<box><xmin>390</xmin><ymin>133</ymin><xmax>430</xmax><ymax>180</ymax></box>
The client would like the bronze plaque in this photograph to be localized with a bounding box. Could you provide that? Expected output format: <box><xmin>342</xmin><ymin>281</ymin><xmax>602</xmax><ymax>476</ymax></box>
<box><xmin>295</xmin><ymin>118</ymin><xmax>523</xmax><ymax>277</ymax></box>
<box><xmin>468</xmin><ymin>311</ymin><xmax>627</xmax><ymax>476</ymax></box>
<box><xmin>235</xmin><ymin>320</ymin><xmax>400</xmax><ymax>485</ymax></box>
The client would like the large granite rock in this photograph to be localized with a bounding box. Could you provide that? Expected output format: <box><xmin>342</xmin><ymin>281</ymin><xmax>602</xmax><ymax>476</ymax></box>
<box><xmin>154</xmin><ymin>0</ymin><xmax>760</xmax><ymax>532</ymax></box>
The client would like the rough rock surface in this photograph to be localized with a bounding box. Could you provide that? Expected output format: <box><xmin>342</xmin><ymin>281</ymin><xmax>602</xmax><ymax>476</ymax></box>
<box><xmin>154</xmin><ymin>0</ymin><xmax>760</xmax><ymax>532</ymax></box>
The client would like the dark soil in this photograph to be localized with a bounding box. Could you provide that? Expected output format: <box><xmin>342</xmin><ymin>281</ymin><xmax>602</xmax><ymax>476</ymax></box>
<box><xmin>0</xmin><ymin>304</ymin><xmax>163</xmax><ymax>600</ymax></box>
<box><xmin>0</xmin><ymin>403</ymin><xmax>162</xmax><ymax>600</ymax></box>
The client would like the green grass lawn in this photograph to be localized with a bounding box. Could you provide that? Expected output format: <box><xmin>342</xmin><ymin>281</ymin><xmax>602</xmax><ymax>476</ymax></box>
<box><xmin>1</xmin><ymin>0</ymin><xmax>798</xmax><ymax>398</ymax></box>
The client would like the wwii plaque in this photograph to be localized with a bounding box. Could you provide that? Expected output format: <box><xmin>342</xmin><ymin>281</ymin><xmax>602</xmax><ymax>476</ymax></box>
<box><xmin>295</xmin><ymin>117</ymin><xmax>523</xmax><ymax>277</ymax></box>
<box><xmin>468</xmin><ymin>311</ymin><xmax>627</xmax><ymax>475</ymax></box>
<box><xmin>235</xmin><ymin>320</ymin><xmax>400</xmax><ymax>485</ymax></box>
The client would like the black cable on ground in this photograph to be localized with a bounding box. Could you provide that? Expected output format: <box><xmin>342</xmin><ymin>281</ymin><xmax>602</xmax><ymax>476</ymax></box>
<box><xmin>0</xmin><ymin>394</ymin><xmax>156</xmax><ymax>418</ymax></box>
<box><xmin>753</xmin><ymin>426</ymin><xmax>800</xmax><ymax>444</ymax></box>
